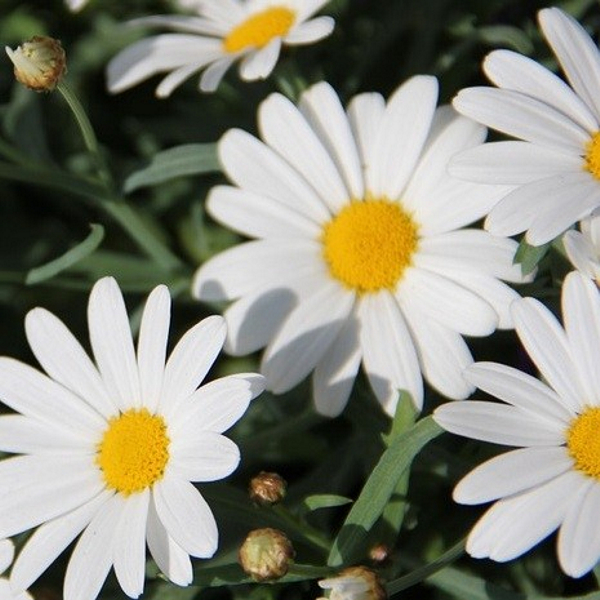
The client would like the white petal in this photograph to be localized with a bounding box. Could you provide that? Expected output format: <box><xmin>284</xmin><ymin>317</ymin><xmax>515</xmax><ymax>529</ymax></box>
<box><xmin>454</xmin><ymin>446</ymin><xmax>573</xmax><ymax>505</ymax></box>
<box><xmin>512</xmin><ymin>297</ymin><xmax>584</xmax><ymax>412</ymax></box>
<box><xmin>358</xmin><ymin>291</ymin><xmax>423</xmax><ymax>414</ymax></box>
<box><xmin>558</xmin><ymin>481</ymin><xmax>600</xmax><ymax>577</ymax></box>
<box><xmin>219</xmin><ymin>129</ymin><xmax>330</xmax><ymax>223</ymax></box>
<box><xmin>155</xmin><ymin>63</ymin><xmax>202</xmax><ymax>98</ymax></box>
<box><xmin>259</xmin><ymin>91</ymin><xmax>350</xmax><ymax>213</ymax></box>
<box><xmin>467</xmin><ymin>471</ymin><xmax>584</xmax><ymax>562</ymax></box>
<box><xmin>0</xmin><ymin>455</ymin><xmax>103</xmax><ymax>539</ymax></box>
<box><xmin>540</xmin><ymin>7</ymin><xmax>600</xmax><ymax>122</ymax></box>
<box><xmin>25</xmin><ymin>308</ymin><xmax>116</xmax><ymax>418</ymax></box>
<box><xmin>113</xmin><ymin>491</ymin><xmax>149</xmax><ymax>599</ymax></box>
<box><xmin>396</xmin><ymin>267</ymin><xmax>498</xmax><ymax>337</ymax></box>
<box><xmin>453</xmin><ymin>87</ymin><xmax>588</xmax><ymax>153</ymax></box>
<box><xmin>146</xmin><ymin>498</ymin><xmax>192</xmax><ymax>586</ymax></box>
<box><xmin>208</xmin><ymin>185</ymin><xmax>320</xmax><ymax>238</ymax></box>
<box><xmin>153</xmin><ymin>475</ymin><xmax>218</xmax><ymax>558</ymax></box>
<box><xmin>170</xmin><ymin>432</ymin><xmax>240</xmax><ymax>482</ymax></box>
<box><xmin>137</xmin><ymin>285</ymin><xmax>171</xmax><ymax>413</ymax></box>
<box><xmin>198</xmin><ymin>0</ymin><xmax>244</xmax><ymax>24</ymax></box>
<box><xmin>262</xmin><ymin>282</ymin><xmax>354</xmax><ymax>393</ymax></box>
<box><xmin>11</xmin><ymin>491</ymin><xmax>112</xmax><ymax>591</ymax></box>
<box><xmin>199</xmin><ymin>56</ymin><xmax>235</xmax><ymax>92</ymax></box>
<box><xmin>449</xmin><ymin>141</ymin><xmax>581</xmax><ymax>185</ymax></box>
<box><xmin>312</xmin><ymin>316</ymin><xmax>361</xmax><ymax>417</ymax></box>
<box><xmin>400</xmin><ymin>302</ymin><xmax>474</xmax><ymax>400</ymax></box>
<box><xmin>483</xmin><ymin>49</ymin><xmax>598</xmax><ymax>132</ymax></box>
<box><xmin>160</xmin><ymin>315</ymin><xmax>226</xmax><ymax>416</ymax></box>
<box><xmin>433</xmin><ymin>401</ymin><xmax>565</xmax><ymax>446</ymax></box>
<box><xmin>285</xmin><ymin>16</ymin><xmax>334</xmax><ymax>44</ymax></box>
<box><xmin>107</xmin><ymin>35</ymin><xmax>221</xmax><ymax>94</ymax></box>
<box><xmin>124</xmin><ymin>15</ymin><xmax>227</xmax><ymax>36</ymax></box>
<box><xmin>370</xmin><ymin>76</ymin><xmax>438</xmax><ymax>199</ymax></box>
<box><xmin>239</xmin><ymin>38</ymin><xmax>281</xmax><ymax>80</ymax></box>
<box><xmin>88</xmin><ymin>277</ymin><xmax>141</xmax><ymax>411</ymax></box>
<box><xmin>464</xmin><ymin>362</ymin><xmax>572</xmax><ymax>424</ymax></box>
<box><xmin>298</xmin><ymin>82</ymin><xmax>365</xmax><ymax>200</ymax></box>
<box><xmin>563</xmin><ymin>230</ymin><xmax>599</xmax><ymax>278</ymax></box>
<box><xmin>64</xmin><ymin>494</ymin><xmax>123</xmax><ymax>600</ymax></box>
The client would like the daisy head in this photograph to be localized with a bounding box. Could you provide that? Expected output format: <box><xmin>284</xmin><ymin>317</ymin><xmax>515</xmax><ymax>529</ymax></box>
<box><xmin>193</xmin><ymin>77</ymin><xmax>529</xmax><ymax>418</ymax></box>
<box><xmin>435</xmin><ymin>271</ymin><xmax>600</xmax><ymax>577</ymax></box>
<box><xmin>0</xmin><ymin>540</ymin><xmax>32</xmax><ymax>600</ymax></box>
<box><xmin>106</xmin><ymin>0</ymin><xmax>335</xmax><ymax>97</ymax></box>
<box><xmin>0</xmin><ymin>276</ymin><xmax>264</xmax><ymax>600</ymax></box>
<box><xmin>451</xmin><ymin>8</ymin><xmax>600</xmax><ymax>246</ymax></box>
<box><xmin>563</xmin><ymin>211</ymin><xmax>600</xmax><ymax>282</ymax></box>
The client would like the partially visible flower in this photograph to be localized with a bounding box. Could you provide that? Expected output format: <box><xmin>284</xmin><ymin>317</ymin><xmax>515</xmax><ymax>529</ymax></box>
<box><xmin>563</xmin><ymin>213</ymin><xmax>600</xmax><ymax>281</ymax></box>
<box><xmin>0</xmin><ymin>276</ymin><xmax>264</xmax><ymax>600</ymax></box>
<box><xmin>317</xmin><ymin>566</ymin><xmax>386</xmax><ymax>600</ymax></box>
<box><xmin>451</xmin><ymin>8</ymin><xmax>600</xmax><ymax>246</ymax></box>
<box><xmin>434</xmin><ymin>271</ymin><xmax>600</xmax><ymax>577</ymax></box>
<box><xmin>106</xmin><ymin>0</ymin><xmax>334</xmax><ymax>97</ymax></box>
<box><xmin>5</xmin><ymin>36</ymin><xmax>66</xmax><ymax>91</ymax></box>
<box><xmin>249</xmin><ymin>471</ymin><xmax>287</xmax><ymax>505</ymax></box>
<box><xmin>0</xmin><ymin>540</ymin><xmax>32</xmax><ymax>600</ymax></box>
<box><xmin>193</xmin><ymin>78</ymin><xmax>530</xmax><ymax>418</ymax></box>
<box><xmin>239</xmin><ymin>528</ymin><xmax>294</xmax><ymax>581</ymax></box>
<box><xmin>65</xmin><ymin>0</ymin><xmax>88</xmax><ymax>11</ymax></box>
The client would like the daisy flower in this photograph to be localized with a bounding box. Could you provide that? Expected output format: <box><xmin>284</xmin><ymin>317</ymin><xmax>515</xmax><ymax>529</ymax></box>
<box><xmin>192</xmin><ymin>77</ymin><xmax>529</xmax><ymax>417</ymax></box>
<box><xmin>317</xmin><ymin>566</ymin><xmax>385</xmax><ymax>600</ymax></box>
<box><xmin>434</xmin><ymin>271</ymin><xmax>600</xmax><ymax>577</ymax></box>
<box><xmin>106</xmin><ymin>0</ymin><xmax>335</xmax><ymax>97</ymax></box>
<box><xmin>0</xmin><ymin>276</ymin><xmax>264</xmax><ymax>600</ymax></box>
<box><xmin>0</xmin><ymin>540</ymin><xmax>32</xmax><ymax>600</ymax></box>
<box><xmin>563</xmin><ymin>212</ymin><xmax>600</xmax><ymax>281</ymax></box>
<box><xmin>451</xmin><ymin>8</ymin><xmax>600</xmax><ymax>246</ymax></box>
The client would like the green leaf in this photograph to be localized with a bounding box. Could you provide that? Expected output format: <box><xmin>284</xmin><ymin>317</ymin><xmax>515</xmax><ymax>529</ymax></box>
<box><xmin>302</xmin><ymin>494</ymin><xmax>353</xmax><ymax>513</ymax></box>
<box><xmin>26</xmin><ymin>224</ymin><xmax>105</xmax><ymax>285</ymax></box>
<box><xmin>514</xmin><ymin>238</ymin><xmax>550</xmax><ymax>276</ymax></box>
<box><xmin>327</xmin><ymin>416</ymin><xmax>443</xmax><ymax>567</ymax></box>
<box><xmin>123</xmin><ymin>143</ymin><xmax>220</xmax><ymax>193</ymax></box>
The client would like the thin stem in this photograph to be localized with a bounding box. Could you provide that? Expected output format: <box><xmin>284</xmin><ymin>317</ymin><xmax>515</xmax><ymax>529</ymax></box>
<box><xmin>271</xmin><ymin>504</ymin><xmax>332</xmax><ymax>555</ymax></box>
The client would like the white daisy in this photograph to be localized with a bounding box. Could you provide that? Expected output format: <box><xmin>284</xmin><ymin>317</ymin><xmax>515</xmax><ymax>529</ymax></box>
<box><xmin>434</xmin><ymin>271</ymin><xmax>600</xmax><ymax>577</ymax></box>
<box><xmin>106</xmin><ymin>0</ymin><xmax>335</xmax><ymax>97</ymax></box>
<box><xmin>317</xmin><ymin>566</ymin><xmax>385</xmax><ymax>600</ymax></box>
<box><xmin>563</xmin><ymin>212</ymin><xmax>600</xmax><ymax>281</ymax></box>
<box><xmin>0</xmin><ymin>276</ymin><xmax>264</xmax><ymax>600</ymax></box>
<box><xmin>451</xmin><ymin>8</ymin><xmax>600</xmax><ymax>246</ymax></box>
<box><xmin>192</xmin><ymin>77</ymin><xmax>529</xmax><ymax>418</ymax></box>
<box><xmin>0</xmin><ymin>540</ymin><xmax>32</xmax><ymax>600</ymax></box>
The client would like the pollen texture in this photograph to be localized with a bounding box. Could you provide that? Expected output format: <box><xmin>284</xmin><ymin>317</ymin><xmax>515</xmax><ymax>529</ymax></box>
<box><xmin>567</xmin><ymin>406</ymin><xmax>600</xmax><ymax>480</ymax></box>
<box><xmin>97</xmin><ymin>408</ymin><xmax>170</xmax><ymax>495</ymax></box>
<box><xmin>223</xmin><ymin>7</ymin><xmax>296</xmax><ymax>53</ymax></box>
<box><xmin>321</xmin><ymin>199</ymin><xmax>419</xmax><ymax>294</ymax></box>
<box><xmin>584</xmin><ymin>131</ymin><xmax>600</xmax><ymax>180</ymax></box>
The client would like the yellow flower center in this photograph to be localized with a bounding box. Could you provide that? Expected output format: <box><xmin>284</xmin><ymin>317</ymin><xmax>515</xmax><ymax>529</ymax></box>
<box><xmin>321</xmin><ymin>198</ymin><xmax>419</xmax><ymax>294</ymax></box>
<box><xmin>96</xmin><ymin>408</ymin><xmax>170</xmax><ymax>496</ymax></box>
<box><xmin>567</xmin><ymin>407</ymin><xmax>600</xmax><ymax>480</ymax></box>
<box><xmin>584</xmin><ymin>131</ymin><xmax>600</xmax><ymax>180</ymax></box>
<box><xmin>223</xmin><ymin>6</ymin><xmax>296</xmax><ymax>54</ymax></box>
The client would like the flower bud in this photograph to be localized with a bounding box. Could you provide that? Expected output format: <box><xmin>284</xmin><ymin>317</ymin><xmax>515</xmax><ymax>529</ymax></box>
<box><xmin>239</xmin><ymin>528</ymin><xmax>295</xmax><ymax>581</ymax></box>
<box><xmin>317</xmin><ymin>566</ymin><xmax>386</xmax><ymax>600</ymax></box>
<box><xmin>368</xmin><ymin>543</ymin><xmax>390</xmax><ymax>565</ymax></box>
<box><xmin>249</xmin><ymin>471</ymin><xmax>287</xmax><ymax>505</ymax></box>
<box><xmin>5</xmin><ymin>36</ymin><xmax>67</xmax><ymax>91</ymax></box>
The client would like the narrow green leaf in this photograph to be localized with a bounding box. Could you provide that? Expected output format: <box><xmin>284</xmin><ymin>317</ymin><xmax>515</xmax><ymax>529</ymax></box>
<box><xmin>26</xmin><ymin>224</ymin><xmax>104</xmax><ymax>285</ymax></box>
<box><xmin>327</xmin><ymin>416</ymin><xmax>443</xmax><ymax>567</ymax></box>
<box><xmin>514</xmin><ymin>238</ymin><xmax>550</xmax><ymax>276</ymax></box>
<box><xmin>302</xmin><ymin>494</ymin><xmax>353</xmax><ymax>512</ymax></box>
<box><xmin>124</xmin><ymin>143</ymin><xmax>220</xmax><ymax>193</ymax></box>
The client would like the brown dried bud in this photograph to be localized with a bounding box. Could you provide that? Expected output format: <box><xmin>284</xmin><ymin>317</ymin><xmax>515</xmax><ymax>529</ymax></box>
<box><xmin>368</xmin><ymin>543</ymin><xmax>391</xmax><ymax>564</ymax></box>
<box><xmin>5</xmin><ymin>36</ymin><xmax>67</xmax><ymax>91</ymax></box>
<box><xmin>249</xmin><ymin>471</ymin><xmax>287</xmax><ymax>505</ymax></box>
<box><xmin>317</xmin><ymin>566</ymin><xmax>387</xmax><ymax>600</ymax></box>
<box><xmin>239</xmin><ymin>527</ymin><xmax>295</xmax><ymax>581</ymax></box>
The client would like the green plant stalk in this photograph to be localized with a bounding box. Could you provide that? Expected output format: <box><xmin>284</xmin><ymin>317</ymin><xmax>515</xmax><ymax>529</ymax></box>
<box><xmin>271</xmin><ymin>504</ymin><xmax>332</xmax><ymax>555</ymax></box>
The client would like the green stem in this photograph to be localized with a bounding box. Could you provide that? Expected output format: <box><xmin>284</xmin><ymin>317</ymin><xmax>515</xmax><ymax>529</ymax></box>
<box><xmin>271</xmin><ymin>505</ymin><xmax>332</xmax><ymax>555</ymax></box>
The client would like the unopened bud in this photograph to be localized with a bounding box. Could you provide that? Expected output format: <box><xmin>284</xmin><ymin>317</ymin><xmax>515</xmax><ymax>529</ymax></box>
<box><xmin>317</xmin><ymin>566</ymin><xmax>386</xmax><ymax>600</ymax></box>
<box><xmin>239</xmin><ymin>528</ymin><xmax>295</xmax><ymax>581</ymax></box>
<box><xmin>5</xmin><ymin>36</ymin><xmax>66</xmax><ymax>91</ymax></box>
<box><xmin>368</xmin><ymin>543</ymin><xmax>390</xmax><ymax>565</ymax></box>
<box><xmin>249</xmin><ymin>471</ymin><xmax>287</xmax><ymax>505</ymax></box>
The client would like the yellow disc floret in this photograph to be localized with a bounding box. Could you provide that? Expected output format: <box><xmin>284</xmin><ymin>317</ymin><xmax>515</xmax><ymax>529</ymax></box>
<box><xmin>223</xmin><ymin>6</ymin><xmax>296</xmax><ymax>54</ymax></box>
<box><xmin>97</xmin><ymin>408</ymin><xmax>170</xmax><ymax>495</ymax></box>
<box><xmin>567</xmin><ymin>406</ymin><xmax>600</xmax><ymax>480</ymax></box>
<box><xmin>584</xmin><ymin>131</ymin><xmax>600</xmax><ymax>180</ymax></box>
<box><xmin>321</xmin><ymin>198</ymin><xmax>419</xmax><ymax>294</ymax></box>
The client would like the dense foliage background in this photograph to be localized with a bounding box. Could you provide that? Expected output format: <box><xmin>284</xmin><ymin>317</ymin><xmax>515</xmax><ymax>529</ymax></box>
<box><xmin>1</xmin><ymin>1</ymin><xmax>600</xmax><ymax>599</ymax></box>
